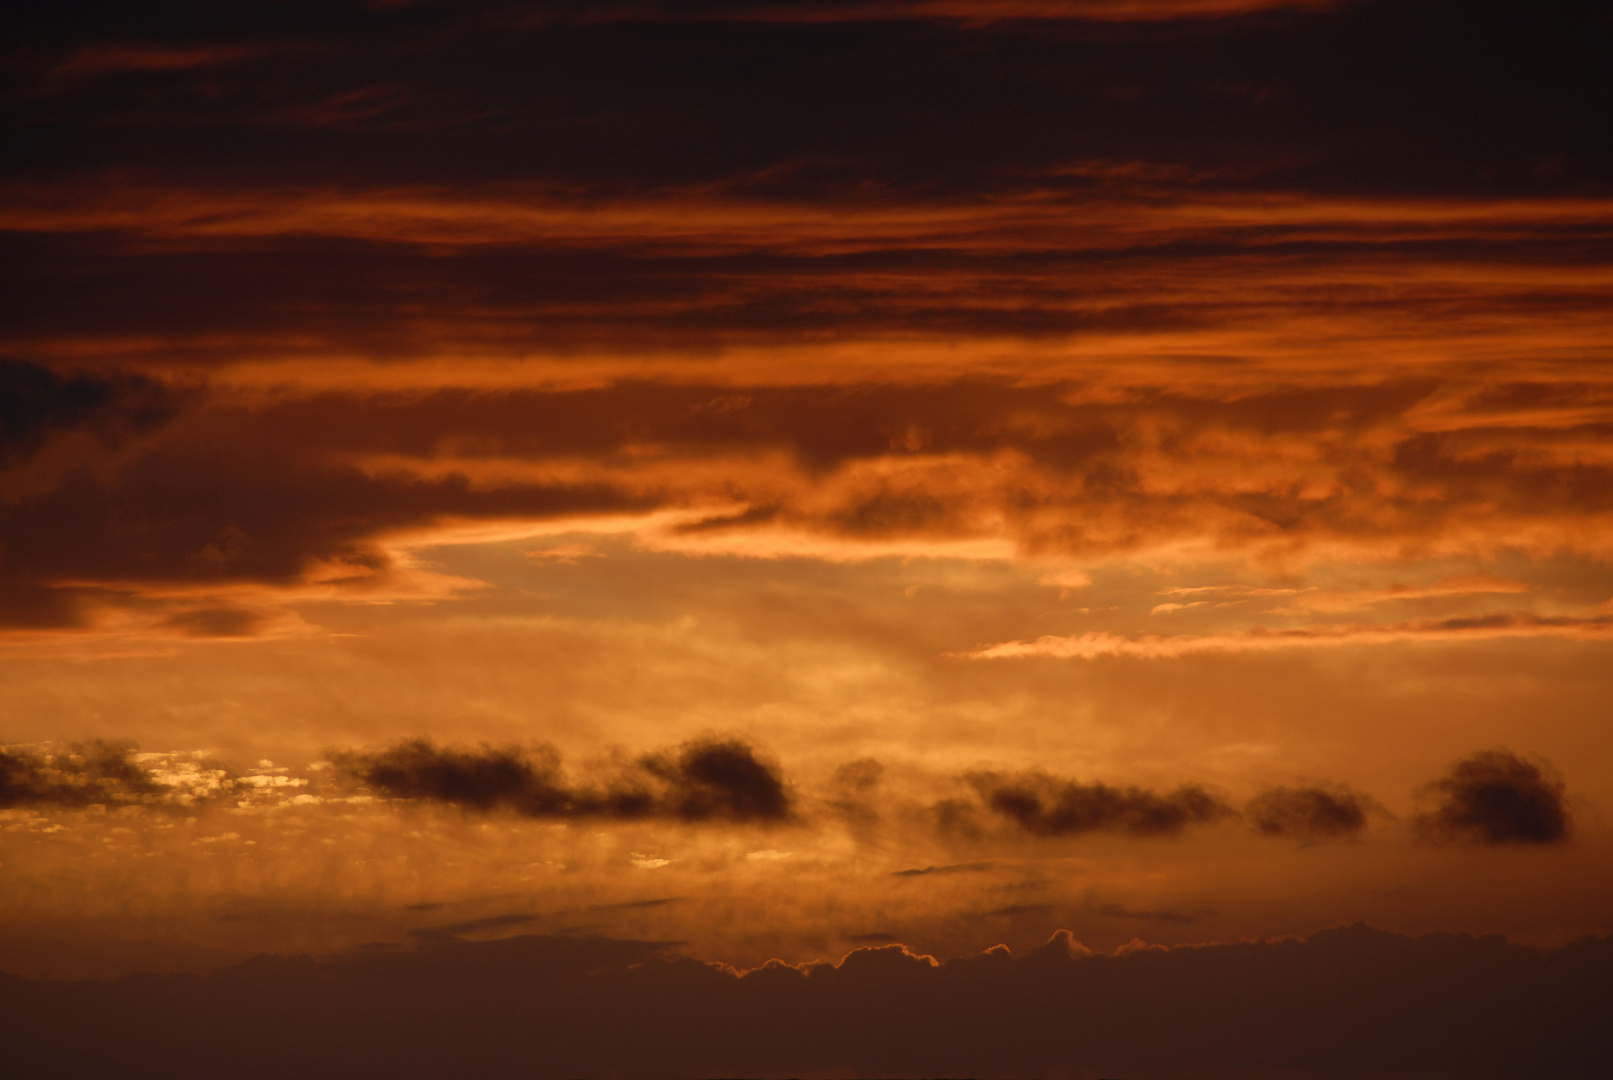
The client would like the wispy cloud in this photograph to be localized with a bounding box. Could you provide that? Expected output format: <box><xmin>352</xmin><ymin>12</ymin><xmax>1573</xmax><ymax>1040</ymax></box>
<box><xmin>965</xmin><ymin>613</ymin><xmax>1613</xmax><ymax>659</ymax></box>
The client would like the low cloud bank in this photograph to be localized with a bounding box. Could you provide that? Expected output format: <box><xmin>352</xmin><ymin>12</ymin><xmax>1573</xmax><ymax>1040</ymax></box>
<box><xmin>2</xmin><ymin>924</ymin><xmax>1608</xmax><ymax>1079</ymax></box>
<box><xmin>333</xmin><ymin>737</ymin><xmax>792</xmax><ymax>823</ymax></box>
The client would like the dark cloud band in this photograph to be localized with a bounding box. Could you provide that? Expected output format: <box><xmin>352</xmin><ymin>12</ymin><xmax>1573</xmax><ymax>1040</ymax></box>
<box><xmin>965</xmin><ymin>769</ymin><xmax>1235</xmax><ymax>836</ymax></box>
<box><xmin>2</xmin><ymin>924</ymin><xmax>1609</xmax><ymax>1078</ymax></box>
<box><xmin>333</xmin><ymin>737</ymin><xmax>792</xmax><ymax>824</ymax></box>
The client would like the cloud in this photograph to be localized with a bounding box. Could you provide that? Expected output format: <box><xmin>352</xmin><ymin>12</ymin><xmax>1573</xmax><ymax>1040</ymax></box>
<box><xmin>14</xmin><ymin>367</ymin><xmax>1613</xmax><ymax>644</ymax></box>
<box><xmin>1150</xmin><ymin>600</ymin><xmax>1207</xmax><ymax>615</ymax></box>
<box><xmin>1414</xmin><ymin>749</ymin><xmax>1571</xmax><ymax>845</ymax></box>
<box><xmin>985</xmin><ymin>903</ymin><xmax>1055</xmax><ymax>918</ymax></box>
<box><xmin>334</xmin><ymin>736</ymin><xmax>792</xmax><ymax>823</ymax></box>
<box><xmin>0</xmin><ymin>358</ymin><xmax>177</xmax><ymax>465</ymax></box>
<box><xmin>47</xmin><ymin>44</ymin><xmax>284</xmax><ymax>81</ymax></box>
<box><xmin>1245</xmin><ymin>784</ymin><xmax>1370</xmax><ymax>840</ymax></box>
<box><xmin>966</xmin><ymin>614</ymin><xmax>1613</xmax><ymax>660</ymax></box>
<box><xmin>418</xmin><ymin>913</ymin><xmax>539</xmax><ymax>938</ymax></box>
<box><xmin>891</xmin><ymin>861</ymin><xmax>995</xmax><ymax>877</ymax></box>
<box><xmin>588</xmin><ymin>897</ymin><xmax>683</xmax><ymax>911</ymax></box>
<box><xmin>8</xmin><ymin>0</ymin><xmax>1605</xmax><ymax>203</ymax></box>
<box><xmin>510</xmin><ymin>0</ymin><xmax>1344</xmax><ymax>27</ymax></box>
<box><xmin>0</xmin><ymin>744</ymin><xmax>173</xmax><ymax>812</ymax></box>
<box><xmin>1094</xmin><ymin>902</ymin><xmax>1197</xmax><ymax>924</ymax></box>
<box><xmin>0</xmin><ymin>740</ymin><xmax>161</xmax><ymax>808</ymax></box>
<box><xmin>157</xmin><ymin>606</ymin><xmax>267</xmax><ymax>639</ymax></box>
<box><xmin>3</xmin><ymin>925</ymin><xmax>1609</xmax><ymax>1078</ymax></box>
<box><xmin>965</xmin><ymin>770</ymin><xmax>1234</xmax><ymax>836</ymax></box>
<box><xmin>641</xmin><ymin>739</ymin><xmax>792</xmax><ymax>822</ymax></box>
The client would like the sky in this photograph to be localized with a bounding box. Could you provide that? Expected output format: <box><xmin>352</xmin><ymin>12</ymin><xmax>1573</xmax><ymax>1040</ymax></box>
<box><xmin>2</xmin><ymin>1</ymin><xmax>1611</xmax><ymax>1075</ymax></box>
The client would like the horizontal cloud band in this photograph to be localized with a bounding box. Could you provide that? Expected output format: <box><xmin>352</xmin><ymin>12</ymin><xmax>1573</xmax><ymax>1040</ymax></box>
<box><xmin>3</xmin><ymin>924</ymin><xmax>1608</xmax><ymax>1079</ymax></box>
<box><xmin>966</xmin><ymin>614</ymin><xmax>1613</xmax><ymax>659</ymax></box>
<box><xmin>332</xmin><ymin>737</ymin><xmax>792</xmax><ymax>824</ymax></box>
<box><xmin>2</xmin><ymin>741</ymin><xmax>1568</xmax><ymax>846</ymax></box>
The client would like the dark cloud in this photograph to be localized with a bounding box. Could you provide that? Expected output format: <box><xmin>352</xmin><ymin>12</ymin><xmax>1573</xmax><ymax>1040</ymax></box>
<box><xmin>0</xmin><ymin>359</ymin><xmax>177</xmax><ymax>465</ymax></box>
<box><xmin>3</xmin><ymin>1</ymin><xmax>1607</xmax><ymax>198</ymax></box>
<box><xmin>1246</xmin><ymin>784</ymin><xmax>1370</xmax><ymax>841</ymax></box>
<box><xmin>334</xmin><ymin>740</ymin><xmax>574</xmax><ymax>814</ymax></box>
<box><xmin>335</xmin><ymin>736</ymin><xmax>792</xmax><ymax>824</ymax></box>
<box><xmin>0</xmin><ymin>740</ymin><xmax>161</xmax><ymax>808</ymax></box>
<box><xmin>6</xmin><ymin>226</ymin><xmax>1608</xmax><ymax>367</ymax></box>
<box><xmin>891</xmin><ymin>861</ymin><xmax>995</xmax><ymax>877</ymax></box>
<box><xmin>641</xmin><ymin>738</ymin><xmax>791</xmax><ymax>822</ymax></box>
<box><xmin>967</xmin><ymin>770</ymin><xmax>1234</xmax><ymax>836</ymax></box>
<box><xmin>0</xmin><ymin>392</ymin><xmax>654</xmax><ymax>627</ymax></box>
<box><xmin>4</xmin><ymin>924</ymin><xmax>1608</xmax><ymax>1079</ymax></box>
<box><xmin>1414</xmin><ymin>749</ymin><xmax>1571</xmax><ymax>845</ymax></box>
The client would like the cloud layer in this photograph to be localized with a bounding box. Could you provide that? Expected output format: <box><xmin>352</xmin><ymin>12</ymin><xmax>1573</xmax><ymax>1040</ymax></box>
<box><xmin>3</xmin><ymin>924</ymin><xmax>1609</xmax><ymax>1079</ymax></box>
<box><xmin>1</xmin><ymin>737</ymin><xmax>1574</xmax><ymax>849</ymax></box>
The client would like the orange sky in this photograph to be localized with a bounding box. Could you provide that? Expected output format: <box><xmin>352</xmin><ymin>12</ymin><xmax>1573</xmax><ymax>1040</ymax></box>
<box><xmin>2</xmin><ymin>1</ymin><xmax>1611</xmax><ymax>1074</ymax></box>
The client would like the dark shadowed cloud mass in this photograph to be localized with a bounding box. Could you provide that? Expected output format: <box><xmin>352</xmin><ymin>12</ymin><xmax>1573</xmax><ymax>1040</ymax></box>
<box><xmin>1415</xmin><ymin>749</ymin><xmax>1572</xmax><ymax>845</ymax></box>
<box><xmin>335</xmin><ymin>736</ymin><xmax>792</xmax><ymax>823</ymax></box>
<box><xmin>1246</xmin><ymin>784</ymin><xmax>1371</xmax><ymax>840</ymax></box>
<box><xmin>0</xmin><ymin>359</ymin><xmax>177</xmax><ymax>464</ymax></box>
<box><xmin>966</xmin><ymin>769</ymin><xmax>1234</xmax><ymax>836</ymax></box>
<box><xmin>2</xmin><ymin>925</ymin><xmax>1610</xmax><ymax>1079</ymax></box>
<box><xmin>0</xmin><ymin>740</ymin><xmax>159</xmax><ymax>808</ymax></box>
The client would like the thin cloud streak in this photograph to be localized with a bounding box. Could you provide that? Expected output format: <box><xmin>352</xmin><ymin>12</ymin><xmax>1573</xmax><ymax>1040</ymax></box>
<box><xmin>966</xmin><ymin>614</ymin><xmax>1613</xmax><ymax>660</ymax></box>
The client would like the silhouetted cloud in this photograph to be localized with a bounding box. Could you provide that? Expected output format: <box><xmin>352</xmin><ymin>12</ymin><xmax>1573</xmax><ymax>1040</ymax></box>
<box><xmin>1246</xmin><ymin>784</ymin><xmax>1370</xmax><ymax>840</ymax></box>
<box><xmin>0</xmin><ymin>741</ymin><xmax>160</xmax><ymax>808</ymax></box>
<box><xmin>967</xmin><ymin>770</ymin><xmax>1234</xmax><ymax>836</ymax></box>
<box><xmin>4</xmin><ymin>924</ymin><xmax>1609</xmax><ymax>1079</ymax></box>
<box><xmin>0</xmin><ymin>359</ymin><xmax>176</xmax><ymax>464</ymax></box>
<box><xmin>335</xmin><ymin>737</ymin><xmax>791</xmax><ymax>823</ymax></box>
<box><xmin>641</xmin><ymin>738</ymin><xmax>791</xmax><ymax>822</ymax></box>
<box><xmin>1414</xmin><ymin>749</ymin><xmax>1571</xmax><ymax>845</ymax></box>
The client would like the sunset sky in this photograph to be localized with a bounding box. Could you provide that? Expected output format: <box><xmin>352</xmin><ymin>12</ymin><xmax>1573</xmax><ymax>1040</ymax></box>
<box><xmin>3</xmin><ymin>1</ymin><xmax>1611</xmax><ymax>1075</ymax></box>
